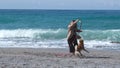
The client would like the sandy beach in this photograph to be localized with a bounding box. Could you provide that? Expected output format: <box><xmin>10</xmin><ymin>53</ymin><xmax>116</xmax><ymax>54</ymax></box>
<box><xmin>0</xmin><ymin>48</ymin><xmax>120</xmax><ymax>68</ymax></box>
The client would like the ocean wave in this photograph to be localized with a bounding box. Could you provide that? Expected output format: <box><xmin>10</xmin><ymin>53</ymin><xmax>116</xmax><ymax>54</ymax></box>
<box><xmin>0</xmin><ymin>29</ymin><xmax>120</xmax><ymax>42</ymax></box>
<box><xmin>0</xmin><ymin>28</ymin><xmax>119</xmax><ymax>49</ymax></box>
<box><xmin>0</xmin><ymin>38</ymin><xmax>120</xmax><ymax>49</ymax></box>
<box><xmin>0</xmin><ymin>29</ymin><xmax>67</xmax><ymax>40</ymax></box>
<box><xmin>81</xmin><ymin>29</ymin><xmax>120</xmax><ymax>42</ymax></box>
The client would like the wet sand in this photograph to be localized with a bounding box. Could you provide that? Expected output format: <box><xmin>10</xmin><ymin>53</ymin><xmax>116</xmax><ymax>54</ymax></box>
<box><xmin>0</xmin><ymin>48</ymin><xmax>120</xmax><ymax>68</ymax></box>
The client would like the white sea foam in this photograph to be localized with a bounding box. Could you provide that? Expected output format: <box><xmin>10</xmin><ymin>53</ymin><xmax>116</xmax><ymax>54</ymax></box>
<box><xmin>0</xmin><ymin>29</ymin><xmax>67</xmax><ymax>39</ymax></box>
<box><xmin>0</xmin><ymin>37</ymin><xmax>120</xmax><ymax>50</ymax></box>
<box><xmin>0</xmin><ymin>29</ymin><xmax>120</xmax><ymax>49</ymax></box>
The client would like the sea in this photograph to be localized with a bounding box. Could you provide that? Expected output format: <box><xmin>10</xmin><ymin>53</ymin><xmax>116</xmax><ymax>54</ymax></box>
<box><xmin>0</xmin><ymin>9</ymin><xmax>120</xmax><ymax>50</ymax></box>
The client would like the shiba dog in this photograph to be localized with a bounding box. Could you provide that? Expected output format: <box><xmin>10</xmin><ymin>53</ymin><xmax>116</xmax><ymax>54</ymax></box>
<box><xmin>74</xmin><ymin>39</ymin><xmax>89</xmax><ymax>57</ymax></box>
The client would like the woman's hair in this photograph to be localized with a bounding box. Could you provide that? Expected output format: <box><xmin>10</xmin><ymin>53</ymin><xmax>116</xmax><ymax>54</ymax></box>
<box><xmin>72</xmin><ymin>20</ymin><xmax>76</xmax><ymax>22</ymax></box>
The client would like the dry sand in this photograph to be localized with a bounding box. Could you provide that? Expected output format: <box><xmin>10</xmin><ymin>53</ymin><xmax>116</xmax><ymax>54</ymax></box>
<box><xmin>0</xmin><ymin>48</ymin><xmax>120</xmax><ymax>68</ymax></box>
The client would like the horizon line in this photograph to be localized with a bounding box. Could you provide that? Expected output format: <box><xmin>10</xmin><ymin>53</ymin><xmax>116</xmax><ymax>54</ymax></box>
<box><xmin>0</xmin><ymin>9</ymin><xmax>120</xmax><ymax>11</ymax></box>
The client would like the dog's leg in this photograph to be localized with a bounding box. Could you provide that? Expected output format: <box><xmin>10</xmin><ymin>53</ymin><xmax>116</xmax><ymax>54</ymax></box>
<box><xmin>83</xmin><ymin>49</ymin><xmax>89</xmax><ymax>53</ymax></box>
<box><xmin>80</xmin><ymin>51</ymin><xmax>87</xmax><ymax>58</ymax></box>
<box><xmin>74</xmin><ymin>51</ymin><xmax>81</xmax><ymax>58</ymax></box>
<box><xmin>79</xmin><ymin>52</ymin><xmax>83</xmax><ymax>56</ymax></box>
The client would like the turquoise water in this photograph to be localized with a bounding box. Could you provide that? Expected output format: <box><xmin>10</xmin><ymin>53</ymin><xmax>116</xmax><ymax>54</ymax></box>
<box><xmin>0</xmin><ymin>10</ymin><xmax>120</xmax><ymax>29</ymax></box>
<box><xmin>0</xmin><ymin>9</ymin><xmax>120</xmax><ymax>49</ymax></box>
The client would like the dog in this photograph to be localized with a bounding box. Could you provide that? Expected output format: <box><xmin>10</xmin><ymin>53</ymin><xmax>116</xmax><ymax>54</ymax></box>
<box><xmin>74</xmin><ymin>39</ymin><xmax>89</xmax><ymax>57</ymax></box>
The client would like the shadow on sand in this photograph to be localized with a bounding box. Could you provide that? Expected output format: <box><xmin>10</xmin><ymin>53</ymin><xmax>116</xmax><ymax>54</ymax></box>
<box><xmin>82</xmin><ymin>56</ymin><xmax>110</xmax><ymax>59</ymax></box>
<box><xmin>23</xmin><ymin>52</ymin><xmax>111</xmax><ymax>59</ymax></box>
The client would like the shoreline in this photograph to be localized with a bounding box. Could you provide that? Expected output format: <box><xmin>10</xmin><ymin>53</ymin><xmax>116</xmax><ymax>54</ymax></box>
<box><xmin>0</xmin><ymin>48</ymin><xmax>120</xmax><ymax>68</ymax></box>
